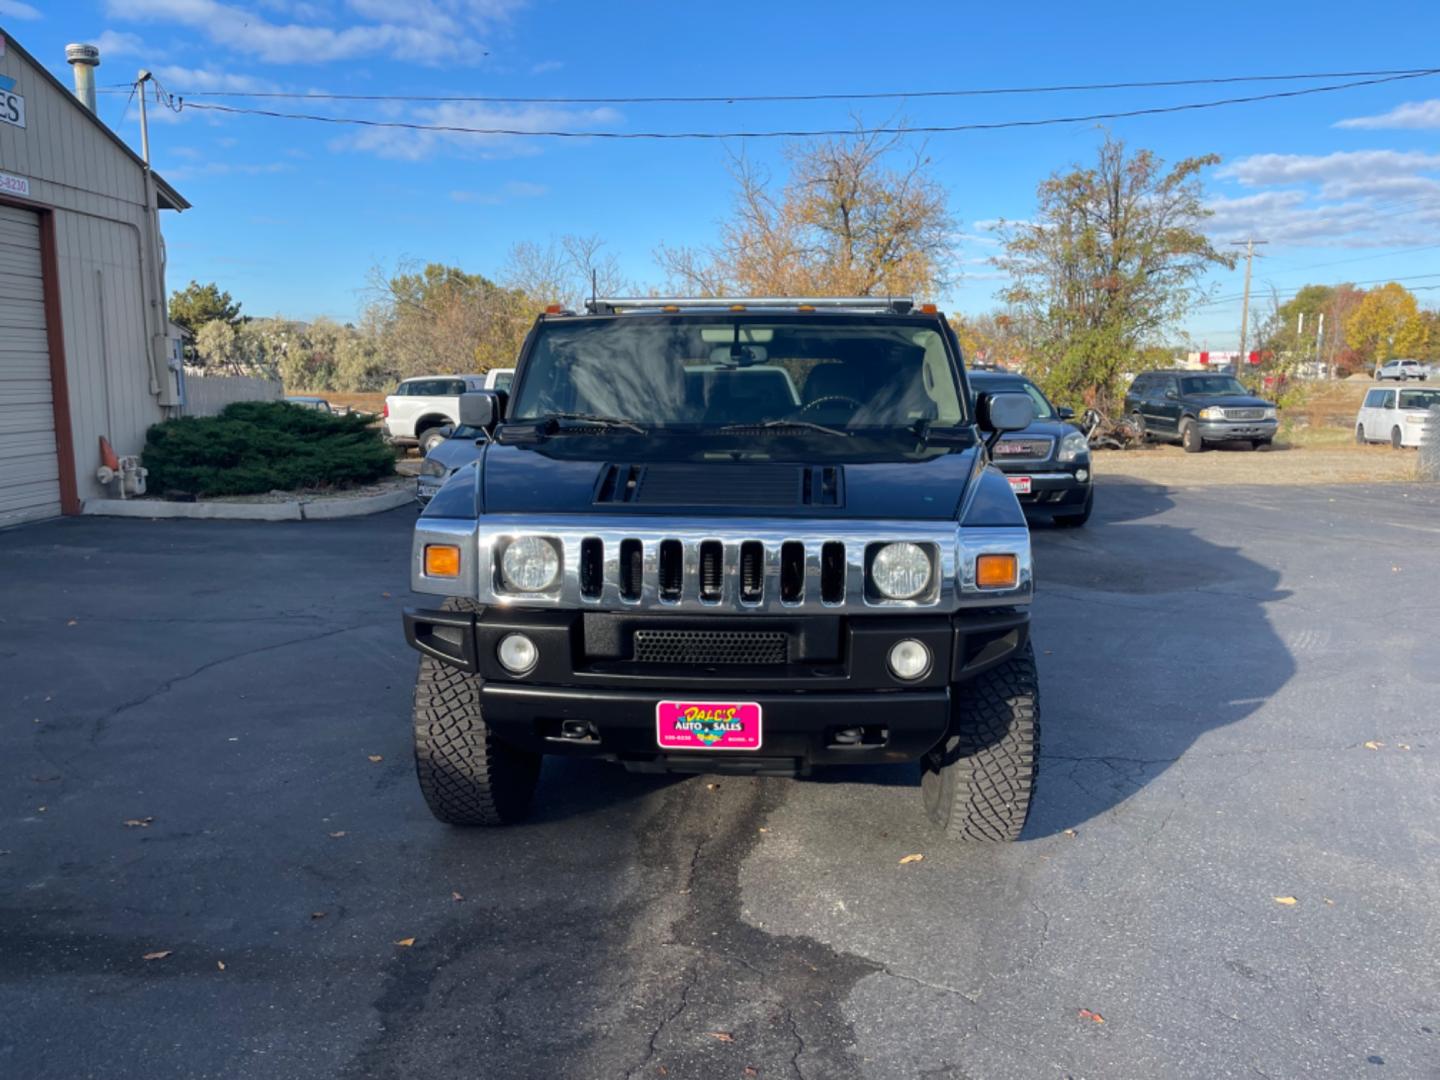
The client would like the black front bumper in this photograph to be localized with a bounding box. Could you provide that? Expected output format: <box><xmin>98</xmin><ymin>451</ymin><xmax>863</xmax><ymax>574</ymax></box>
<box><xmin>403</xmin><ymin>606</ymin><xmax>1028</xmax><ymax>769</ymax></box>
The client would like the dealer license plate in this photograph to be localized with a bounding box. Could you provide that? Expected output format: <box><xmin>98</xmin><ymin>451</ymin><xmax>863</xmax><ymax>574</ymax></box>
<box><xmin>656</xmin><ymin>700</ymin><xmax>763</xmax><ymax>751</ymax></box>
<box><xmin>1008</xmin><ymin>476</ymin><xmax>1032</xmax><ymax>494</ymax></box>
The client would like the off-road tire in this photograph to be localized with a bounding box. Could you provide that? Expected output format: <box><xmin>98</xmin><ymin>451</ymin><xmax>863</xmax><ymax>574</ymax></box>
<box><xmin>413</xmin><ymin>603</ymin><xmax>541</xmax><ymax>825</ymax></box>
<box><xmin>1391</xmin><ymin>426</ymin><xmax>1403</xmax><ymax>450</ymax></box>
<box><xmin>921</xmin><ymin>642</ymin><xmax>1039</xmax><ymax>841</ymax></box>
<box><xmin>1181</xmin><ymin>419</ymin><xmax>1204</xmax><ymax>453</ymax></box>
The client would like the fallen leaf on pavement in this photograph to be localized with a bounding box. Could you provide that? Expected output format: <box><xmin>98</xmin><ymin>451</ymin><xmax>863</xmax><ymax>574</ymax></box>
<box><xmin>36</xmin><ymin>806</ymin><xmax>46</xmax><ymax>813</ymax></box>
<box><xmin>123</xmin><ymin>817</ymin><xmax>154</xmax><ymax>828</ymax></box>
<box><xmin>394</xmin><ymin>937</ymin><xmax>416</xmax><ymax>947</ymax></box>
<box><xmin>1364</xmin><ymin>741</ymin><xmax>1382</xmax><ymax>750</ymax></box>
<box><xmin>1399</xmin><ymin>744</ymin><xmax>1411</xmax><ymax>751</ymax></box>
<box><xmin>328</xmin><ymin>831</ymin><xmax>347</xmax><ymax>838</ymax></box>
<box><xmin>757</xmin><ymin>828</ymin><xmax>767</xmax><ymax>833</ymax></box>
<box><xmin>142</xmin><ymin>950</ymin><xmax>172</xmax><ymax>961</ymax></box>
<box><xmin>382</xmin><ymin>592</ymin><xmax>391</xmax><ymax>598</ymax></box>
<box><xmin>1077</xmin><ymin>1008</ymin><xmax>1104</xmax><ymax>1024</ymax></box>
<box><xmin>1274</xmin><ymin>896</ymin><xmax>1298</xmax><ymax>906</ymax></box>
<box><xmin>368</xmin><ymin>755</ymin><xmax>383</xmax><ymax>763</ymax></box>
<box><xmin>452</xmin><ymin>891</ymin><xmax>464</xmax><ymax>902</ymax></box>
<box><xmin>744</xmin><ymin>1068</ymin><xmax>759</xmax><ymax>1077</ymax></box>
<box><xmin>66</xmin><ymin>619</ymin><xmax>78</xmax><ymax>626</ymax></box>
<box><xmin>707</xmin><ymin>783</ymin><xmax>720</xmax><ymax>791</ymax></box>
<box><xmin>898</xmin><ymin>853</ymin><xmax>924</xmax><ymax>865</ymax></box>
<box><xmin>217</xmin><ymin>961</ymin><xmax>226</xmax><ymax>971</ymax></box>
<box><xmin>705</xmin><ymin>1031</ymin><xmax>735</xmax><ymax>1042</ymax></box>
<box><xmin>311</xmin><ymin>912</ymin><xmax>327</xmax><ymax>920</ymax></box>
<box><xmin>1324</xmin><ymin>898</ymin><xmax>1335</xmax><ymax>906</ymax></box>
<box><xmin>1062</xmin><ymin>829</ymin><xmax>1077</xmax><ymax>838</ymax></box>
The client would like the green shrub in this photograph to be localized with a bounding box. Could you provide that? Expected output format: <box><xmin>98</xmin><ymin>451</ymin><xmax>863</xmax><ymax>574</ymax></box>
<box><xmin>143</xmin><ymin>401</ymin><xmax>396</xmax><ymax>496</ymax></box>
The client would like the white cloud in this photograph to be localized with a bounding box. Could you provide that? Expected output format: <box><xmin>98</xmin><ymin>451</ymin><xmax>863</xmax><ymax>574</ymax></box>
<box><xmin>1336</xmin><ymin>99</ymin><xmax>1440</xmax><ymax>130</ymax></box>
<box><xmin>449</xmin><ymin>179</ymin><xmax>547</xmax><ymax>203</ymax></box>
<box><xmin>154</xmin><ymin>64</ymin><xmax>280</xmax><ymax>92</ymax></box>
<box><xmin>337</xmin><ymin>101</ymin><xmax>621</xmax><ymax>160</ymax></box>
<box><xmin>161</xmin><ymin>160</ymin><xmax>293</xmax><ymax>180</ymax></box>
<box><xmin>92</xmin><ymin>29</ymin><xmax>147</xmax><ymax>56</ymax></box>
<box><xmin>0</xmin><ymin>0</ymin><xmax>41</xmax><ymax>19</ymax></box>
<box><xmin>1218</xmin><ymin>150</ymin><xmax>1440</xmax><ymax>187</ymax></box>
<box><xmin>105</xmin><ymin>0</ymin><xmax>525</xmax><ymax>65</ymax></box>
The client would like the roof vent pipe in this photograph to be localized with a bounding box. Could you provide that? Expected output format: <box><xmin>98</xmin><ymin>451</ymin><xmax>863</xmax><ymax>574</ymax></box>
<box><xmin>65</xmin><ymin>43</ymin><xmax>101</xmax><ymax>113</ymax></box>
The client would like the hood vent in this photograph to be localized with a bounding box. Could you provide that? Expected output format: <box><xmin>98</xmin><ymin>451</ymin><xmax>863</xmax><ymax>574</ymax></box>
<box><xmin>594</xmin><ymin>463</ymin><xmax>844</xmax><ymax>508</ymax></box>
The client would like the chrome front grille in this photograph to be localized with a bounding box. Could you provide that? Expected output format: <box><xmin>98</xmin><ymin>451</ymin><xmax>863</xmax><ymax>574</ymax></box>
<box><xmin>1222</xmin><ymin>408</ymin><xmax>1266</xmax><ymax>421</ymax></box>
<box><xmin>993</xmin><ymin>435</ymin><xmax>1055</xmax><ymax>462</ymax></box>
<box><xmin>460</xmin><ymin>516</ymin><xmax>965</xmax><ymax>613</ymax></box>
<box><xmin>412</xmin><ymin>516</ymin><xmax>1033</xmax><ymax>612</ymax></box>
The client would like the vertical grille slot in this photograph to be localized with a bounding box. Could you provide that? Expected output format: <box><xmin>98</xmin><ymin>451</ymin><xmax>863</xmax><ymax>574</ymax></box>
<box><xmin>821</xmin><ymin>541</ymin><xmax>846</xmax><ymax>604</ymax></box>
<box><xmin>580</xmin><ymin>538</ymin><xmax>603</xmax><ymax>599</ymax></box>
<box><xmin>658</xmin><ymin>539</ymin><xmax>683</xmax><ymax>602</ymax></box>
<box><xmin>619</xmin><ymin>539</ymin><xmax>643</xmax><ymax>600</ymax></box>
<box><xmin>740</xmin><ymin>541</ymin><xmax>764</xmax><ymax>604</ymax></box>
<box><xmin>595</xmin><ymin>464</ymin><xmax>645</xmax><ymax>504</ymax></box>
<box><xmin>802</xmin><ymin>466</ymin><xmax>842</xmax><ymax>506</ymax></box>
<box><xmin>699</xmin><ymin>541</ymin><xmax>723</xmax><ymax>601</ymax></box>
<box><xmin>780</xmin><ymin>541</ymin><xmax>805</xmax><ymax>603</ymax></box>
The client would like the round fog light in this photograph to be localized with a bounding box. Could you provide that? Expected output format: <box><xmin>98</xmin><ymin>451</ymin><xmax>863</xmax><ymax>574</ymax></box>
<box><xmin>497</xmin><ymin>633</ymin><xmax>538</xmax><ymax>675</ymax></box>
<box><xmin>1076</xmin><ymin>468</ymin><xmax>1089</xmax><ymax>482</ymax></box>
<box><xmin>887</xmin><ymin>639</ymin><xmax>932</xmax><ymax>681</ymax></box>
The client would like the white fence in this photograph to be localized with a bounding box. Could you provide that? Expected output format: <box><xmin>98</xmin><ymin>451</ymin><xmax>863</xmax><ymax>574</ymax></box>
<box><xmin>181</xmin><ymin>373</ymin><xmax>284</xmax><ymax>417</ymax></box>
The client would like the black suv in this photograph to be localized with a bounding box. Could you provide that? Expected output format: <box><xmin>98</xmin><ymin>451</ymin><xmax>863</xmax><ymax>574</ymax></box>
<box><xmin>403</xmin><ymin>297</ymin><xmax>1042</xmax><ymax>840</ymax></box>
<box><xmin>969</xmin><ymin>371</ymin><xmax>1093</xmax><ymax>526</ymax></box>
<box><xmin>1124</xmin><ymin>370</ymin><xmax>1278</xmax><ymax>452</ymax></box>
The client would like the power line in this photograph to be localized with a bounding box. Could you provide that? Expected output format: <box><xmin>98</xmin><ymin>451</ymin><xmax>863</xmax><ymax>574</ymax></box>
<box><xmin>94</xmin><ymin>66</ymin><xmax>1440</xmax><ymax>105</ymax></box>
<box><xmin>1194</xmin><ymin>270</ymin><xmax>1440</xmax><ymax>309</ymax></box>
<box><xmin>1255</xmin><ymin>242</ymin><xmax>1440</xmax><ymax>279</ymax></box>
<box><xmin>160</xmin><ymin>69</ymin><xmax>1440</xmax><ymax>140</ymax></box>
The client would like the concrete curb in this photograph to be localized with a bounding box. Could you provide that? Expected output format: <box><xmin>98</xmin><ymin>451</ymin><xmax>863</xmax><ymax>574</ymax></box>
<box><xmin>83</xmin><ymin>487</ymin><xmax>414</xmax><ymax>521</ymax></box>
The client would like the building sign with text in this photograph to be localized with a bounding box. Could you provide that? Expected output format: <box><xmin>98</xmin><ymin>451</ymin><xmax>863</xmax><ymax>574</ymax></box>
<box><xmin>1</xmin><ymin>86</ymin><xmax>24</xmax><ymax>129</ymax></box>
<box><xmin>0</xmin><ymin>171</ymin><xmax>31</xmax><ymax>198</ymax></box>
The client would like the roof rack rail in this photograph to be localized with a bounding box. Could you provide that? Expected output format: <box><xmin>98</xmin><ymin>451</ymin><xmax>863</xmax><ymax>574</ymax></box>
<box><xmin>583</xmin><ymin>296</ymin><xmax>916</xmax><ymax>315</ymax></box>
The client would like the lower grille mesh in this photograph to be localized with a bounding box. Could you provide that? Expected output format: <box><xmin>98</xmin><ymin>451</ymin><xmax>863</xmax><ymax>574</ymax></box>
<box><xmin>633</xmin><ymin>629</ymin><xmax>787</xmax><ymax>666</ymax></box>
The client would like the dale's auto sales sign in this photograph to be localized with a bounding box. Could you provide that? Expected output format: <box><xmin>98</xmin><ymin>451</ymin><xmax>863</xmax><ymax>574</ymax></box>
<box><xmin>1</xmin><ymin>87</ymin><xmax>24</xmax><ymax>130</ymax></box>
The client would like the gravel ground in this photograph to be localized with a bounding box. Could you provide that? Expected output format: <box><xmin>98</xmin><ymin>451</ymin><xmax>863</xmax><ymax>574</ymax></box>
<box><xmin>1094</xmin><ymin>440</ymin><xmax>1418</xmax><ymax>486</ymax></box>
<box><xmin>2</xmin><ymin>480</ymin><xmax>1437</xmax><ymax>1079</ymax></box>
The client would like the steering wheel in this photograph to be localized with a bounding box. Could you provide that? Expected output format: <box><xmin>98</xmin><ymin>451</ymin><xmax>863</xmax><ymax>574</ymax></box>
<box><xmin>799</xmin><ymin>395</ymin><xmax>863</xmax><ymax>415</ymax></box>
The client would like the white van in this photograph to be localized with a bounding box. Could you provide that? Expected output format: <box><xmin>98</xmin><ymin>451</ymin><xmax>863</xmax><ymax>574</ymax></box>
<box><xmin>1356</xmin><ymin>385</ymin><xmax>1440</xmax><ymax>448</ymax></box>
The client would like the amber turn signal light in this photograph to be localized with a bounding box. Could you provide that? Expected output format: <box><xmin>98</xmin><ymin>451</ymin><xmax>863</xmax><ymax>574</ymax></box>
<box><xmin>424</xmin><ymin>544</ymin><xmax>461</xmax><ymax>577</ymax></box>
<box><xmin>975</xmin><ymin>553</ymin><xmax>1018</xmax><ymax>589</ymax></box>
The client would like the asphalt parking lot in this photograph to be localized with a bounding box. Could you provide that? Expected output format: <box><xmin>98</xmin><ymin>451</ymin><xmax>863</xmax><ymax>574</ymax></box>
<box><xmin>3</xmin><ymin>478</ymin><xmax>1438</xmax><ymax>1079</ymax></box>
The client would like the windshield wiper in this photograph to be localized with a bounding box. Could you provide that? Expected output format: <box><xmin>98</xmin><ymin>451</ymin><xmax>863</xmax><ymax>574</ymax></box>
<box><xmin>541</xmin><ymin>413</ymin><xmax>648</xmax><ymax>434</ymax></box>
<box><xmin>913</xmin><ymin>418</ymin><xmax>971</xmax><ymax>447</ymax></box>
<box><xmin>718</xmin><ymin>419</ymin><xmax>851</xmax><ymax>437</ymax></box>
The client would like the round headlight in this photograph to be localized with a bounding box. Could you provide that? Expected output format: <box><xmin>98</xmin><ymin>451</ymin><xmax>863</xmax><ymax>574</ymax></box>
<box><xmin>497</xmin><ymin>633</ymin><xmax>538</xmax><ymax>674</ymax></box>
<box><xmin>887</xmin><ymin>639</ymin><xmax>932</xmax><ymax>681</ymax></box>
<box><xmin>501</xmin><ymin>536</ymin><xmax>561</xmax><ymax>592</ymax></box>
<box><xmin>871</xmin><ymin>542</ymin><xmax>932</xmax><ymax>600</ymax></box>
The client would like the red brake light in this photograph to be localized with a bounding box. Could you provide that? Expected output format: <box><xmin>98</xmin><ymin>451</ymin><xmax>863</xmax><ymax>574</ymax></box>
<box><xmin>383</xmin><ymin>402</ymin><xmax>389</xmax><ymax>418</ymax></box>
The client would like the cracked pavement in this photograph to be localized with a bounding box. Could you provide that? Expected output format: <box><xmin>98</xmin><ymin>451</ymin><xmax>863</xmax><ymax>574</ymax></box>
<box><xmin>2</xmin><ymin>478</ymin><xmax>1438</xmax><ymax>1078</ymax></box>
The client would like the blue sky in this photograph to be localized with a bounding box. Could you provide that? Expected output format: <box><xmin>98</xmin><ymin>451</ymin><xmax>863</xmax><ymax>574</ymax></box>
<box><xmin>4</xmin><ymin>0</ymin><xmax>1439</xmax><ymax>349</ymax></box>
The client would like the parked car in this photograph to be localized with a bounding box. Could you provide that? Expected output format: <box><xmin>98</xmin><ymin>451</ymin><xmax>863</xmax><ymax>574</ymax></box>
<box><xmin>969</xmin><ymin>371</ymin><xmax>1092</xmax><ymax>526</ymax></box>
<box><xmin>1123</xmin><ymin>370</ymin><xmax>1278</xmax><ymax>452</ymax></box>
<box><xmin>404</xmin><ymin>295</ymin><xmax>1041</xmax><ymax>840</ymax></box>
<box><xmin>285</xmin><ymin>395</ymin><xmax>333</xmax><ymax>413</ymax></box>
<box><xmin>417</xmin><ymin>421</ymin><xmax>488</xmax><ymax>503</ymax></box>
<box><xmin>1375</xmin><ymin>359</ymin><xmax>1432</xmax><ymax>381</ymax></box>
<box><xmin>383</xmin><ymin>375</ymin><xmax>489</xmax><ymax>453</ymax></box>
<box><xmin>1356</xmin><ymin>385</ymin><xmax>1440</xmax><ymax>448</ymax></box>
<box><xmin>485</xmin><ymin>368</ymin><xmax>516</xmax><ymax>392</ymax></box>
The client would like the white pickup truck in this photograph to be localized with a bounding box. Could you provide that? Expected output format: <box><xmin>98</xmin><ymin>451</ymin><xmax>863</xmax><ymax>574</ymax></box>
<box><xmin>382</xmin><ymin>371</ymin><xmax>514</xmax><ymax>453</ymax></box>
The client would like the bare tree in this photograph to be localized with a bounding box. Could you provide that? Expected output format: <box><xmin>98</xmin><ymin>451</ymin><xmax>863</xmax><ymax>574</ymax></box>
<box><xmin>504</xmin><ymin>234</ymin><xmax>627</xmax><ymax>308</ymax></box>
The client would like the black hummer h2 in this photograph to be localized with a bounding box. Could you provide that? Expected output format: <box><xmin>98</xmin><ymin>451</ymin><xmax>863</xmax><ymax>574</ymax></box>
<box><xmin>403</xmin><ymin>297</ymin><xmax>1041</xmax><ymax>840</ymax></box>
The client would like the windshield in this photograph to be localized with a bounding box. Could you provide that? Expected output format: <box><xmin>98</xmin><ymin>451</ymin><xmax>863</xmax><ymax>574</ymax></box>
<box><xmin>1399</xmin><ymin>389</ymin><xmax>1440</xmax><ymax>410</ymax></box>
<box><xmin>508</xmin><ymin>316</ymin><xmax>966</xmax><ymax>432</ymax></box>
<box><xmin>973</xmin><ymin>379</ymin><xmax>1054</xmax><ymax>420</ymax></box>
<box><xmin>1180</xmin><ymin>376</ymin><xmax>1248</xmax><ymax>396</ymax></box>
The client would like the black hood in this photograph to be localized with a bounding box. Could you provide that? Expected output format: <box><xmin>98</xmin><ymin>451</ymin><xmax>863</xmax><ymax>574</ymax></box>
<box><xmin>481</xmin><ymin>441</ymin><xmax>979</xmax><ymax>520</ymax></box>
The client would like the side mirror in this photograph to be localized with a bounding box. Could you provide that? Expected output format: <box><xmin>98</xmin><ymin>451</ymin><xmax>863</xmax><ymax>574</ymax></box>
<box><xmin>1057</xmin><ymin>406</ymin><xmax>1075</xmax><ymax>420</ymax></box>
<box><xmin>977</xmin><ymin>391</ymin><xmax>1035</xmax><ymax>434</ymax></box>
<box><xmin>1164</xmin><ymin>389</ymin><xmax>1178</xmax><ymax>400</ymax></box>
<box><xmin>457</xmin><ymin>390</ymin><xmax>505</xmax><ymax>431</ymax></box>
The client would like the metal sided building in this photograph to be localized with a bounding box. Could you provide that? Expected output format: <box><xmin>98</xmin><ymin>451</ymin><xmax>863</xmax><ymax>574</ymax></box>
<box><xmin>0</xmin><ymin>28</ymin><xmax>188</xmax><ymax>527</ymax></box>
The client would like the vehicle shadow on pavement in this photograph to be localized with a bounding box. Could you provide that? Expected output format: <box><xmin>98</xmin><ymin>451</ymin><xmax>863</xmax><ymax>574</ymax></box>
<box><xmin>808</xmin><ymin>475</ymin><xmax>1296</xmax><ymax>841</ymax></box>
<box><xmin>525</xmin><ymin>756</ymin><xmax>683</xmax><ymax>823</ymax></box>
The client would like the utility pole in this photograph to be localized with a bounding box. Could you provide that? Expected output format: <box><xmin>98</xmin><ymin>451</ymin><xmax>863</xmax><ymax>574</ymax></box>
<box><xmin>136</xmin><ymin>69</ymin><xmax>152</xmax><ymax>164</ymax></box>
<box><xmin>1232</xmin><ymin>238</ymin><xmax>1268</xmax><ymax>368</ymax></box>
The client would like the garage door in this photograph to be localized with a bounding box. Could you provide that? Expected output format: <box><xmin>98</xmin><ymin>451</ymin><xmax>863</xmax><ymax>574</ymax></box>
<box><xmin>0</xmin><ymin>203</ymin><xmax>61</xmax><ymax>527</ymax></box>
